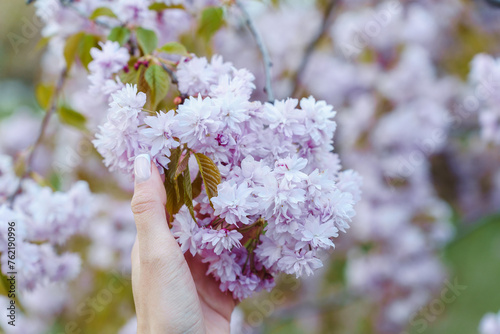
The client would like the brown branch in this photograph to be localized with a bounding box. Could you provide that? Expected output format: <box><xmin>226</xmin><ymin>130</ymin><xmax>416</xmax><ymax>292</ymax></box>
<box><xmin>160</xmin><ymin>62</ymin><xmax>179</xmax><ymax>85</ymax></box>
<box><xmin>8</xmin><ymin>68</ymin><xmax>67</xmax><ymax>207</ymax></box>
<box><xmin>291</xmin><ymin>0</ymin><xmax>337</xmax><ymax>98</ymax></box>
<box><xmin>235</xmin><ymin>0</ymin><xmax>274</xmax><ymax>102</ymax></box>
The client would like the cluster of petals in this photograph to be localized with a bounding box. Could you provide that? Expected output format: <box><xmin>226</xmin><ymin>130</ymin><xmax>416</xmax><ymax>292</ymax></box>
<box><xmin>92</xmin><ymin>54</ymin><xmax>361</xmax><ymax>300</ymax></box>
<box><xmin>0</xmin><ymin>155</ymin><xmax>92</xmax><ymax>290</ymax></box>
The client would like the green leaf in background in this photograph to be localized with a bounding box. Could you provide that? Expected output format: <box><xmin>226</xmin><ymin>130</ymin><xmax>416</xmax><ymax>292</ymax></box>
<box><xmin>89</xmin><ymin>7</ymin><xmax>117</xmax><ymax>20</ymax></box>
<box><xmin>194</xmin><ymin>153</ymin><xmax>221</xmax><ymax>206</ymax></box>
<box><xmin>63</xmin><ymin>32</ymin><xmax>84</xmax><ymax>70</ymax></box>
<box><xmin>409</xmin><ymin>215</ymin><xmax>500</xmax><ymax>334</ymax></box>
<box><xmin>144</xmin><ymin>64</ymin><xmax>170</xmax><ymax>110</ymax></box>
<box><xmin>158</xmin><ymin>42</ymin><xmax>189</xmax><ymax>56</ymax></box>
<box><xmin>35</xmin><ymin>83</ymin><xmax>55</xmax><ymax>110</ymax></box>
<box><xmin>119</xmin><ymin>57</ymin><xmax>139</xmax><ymax>84</ymax></box>
<box><xmin>58</xmin><ymin>105</ymin><xmax>87</xmax><ymax>130</ymax></box>
<box><xmin>148</xmin><ymin>2</ymin><xmax>185</xmax><ymax>11</ymax></box>
<box><xmin>198</xmin><ymin>7</ymin><xmax>224</xmax><ymax>42</ymax></box>
<box><xmin>35</xmin><ymin>35</ymin><xmax>51</xmax><ymax>51</ymax></box>
<box><xmin>0</xmin><ymin>272</ymin><xmax>25</xmax><ymax>313</ymax></box>
<box><xmin>78</xmin><ymin>34</ymin><xmax>99</xmax><ymax>71</ymax></box>
<box><xmin>136</xmin><ymin>27</ymin><xmax>158</xmax><ymax>55</ymax></box>
<box><xmin>108</xmin><ymin>26</ymin><xmax>131</xmax><ymax>46</ymax></box>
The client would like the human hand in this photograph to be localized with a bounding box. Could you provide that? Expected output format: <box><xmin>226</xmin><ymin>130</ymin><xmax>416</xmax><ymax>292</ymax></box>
<box><xmin>130</xmin><ymin>154</ymin><xmax>236</xmax><ymax>333</ymax></box>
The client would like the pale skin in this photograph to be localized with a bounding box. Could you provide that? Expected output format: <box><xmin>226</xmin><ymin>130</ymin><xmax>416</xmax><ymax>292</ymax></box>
<box><xmin>131</xmin><ymin>157</ymin><xmax>235</xmax><ymax>333</ymax></box>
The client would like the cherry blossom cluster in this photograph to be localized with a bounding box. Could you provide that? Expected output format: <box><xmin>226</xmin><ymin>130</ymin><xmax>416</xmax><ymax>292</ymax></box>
<box><xmin>0</xmin><ymin>154</ymin><xmax>93</xmax><ymax>291</ymax></box>
<box><xmin>93</xmin><ymin>54</ymin><xmax>361</xmax><ymax>300</ymax></box>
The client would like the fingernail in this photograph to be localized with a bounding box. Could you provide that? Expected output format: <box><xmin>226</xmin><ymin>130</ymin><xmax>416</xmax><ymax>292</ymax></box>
<box><xmin>134</xmin><ymin>154</ymin><xmax>151</xmax><ymax>183</ymax></box>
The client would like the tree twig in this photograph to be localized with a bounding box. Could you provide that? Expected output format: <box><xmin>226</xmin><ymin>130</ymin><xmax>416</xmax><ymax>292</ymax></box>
<box><xmin>8</xmin><ymin>69</ymin><xmax>67</xmax><ymax>207</ymax></box>
<box><xmin>160</xmin><ymin>62</ymin><xmax>179</xmax><ymax>85</ymax></box>
<box><xmin>291</xmin><ymin>0</ymin><xmax>337</xmax><ymax>98</ymax></box>
<box><xmin>235</xmin><ymin>0</ymin><xmax>274</xmax><ymax>102</ymax></box>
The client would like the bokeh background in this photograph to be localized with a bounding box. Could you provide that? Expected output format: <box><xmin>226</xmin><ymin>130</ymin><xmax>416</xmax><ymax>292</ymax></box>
<box><xmin>1</xmin><ymin>0</ymin><xmax>500</xmax><ymax>333</ymax></box>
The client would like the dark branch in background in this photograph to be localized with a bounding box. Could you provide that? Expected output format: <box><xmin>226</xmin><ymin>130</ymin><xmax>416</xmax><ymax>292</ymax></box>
<box><xmin>291</xmin><ymin>0</ymin><xmax>337</xmax><ymax>98</ymax></box>
<box><xmin>8</xmin><ymin>69</ymin><xmax>67</xmax><ymax>207</ymax></box>
<box><xmin>160</xmin><ymin>63</ymin><xmax>179</xmax><ymax>85</ymax></box>
<box><xmin>235</xmin><ymin>0</ymin><xmax>275</xmax><ymax>102</ymax></box>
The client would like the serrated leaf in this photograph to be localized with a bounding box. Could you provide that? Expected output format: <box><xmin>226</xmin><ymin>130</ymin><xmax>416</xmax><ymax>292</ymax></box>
<box><xmin>175</xmin><ymin>152</ymin><xmax>190</xmax><ymax>180</ymax></box>
<box><xmin>78</xmin><ymin>34</ymin><xmax>99</xmax><ymax>71</ymax></box>
<box><xmin>35</xmin><ymin>84</ymin><xmax>55</xmax><ymax>110</ymax></box>
<box><xmin>108</xmin><ymin>26</ymin><xmax>130</xmax><ymax>46</ymax></box>
<box><xmin>191</xmin><ymin>172</ymin><xmax>203</xmax><ymax>199</ymax></box>
<box><xmin>198</xmin><ymin>7</ymin><xmax>224</xmax><ymax>42</ymax></box>
<box><xmin>181</xmin><ymin>165</ymin><xmax>196</xmax><ymax>221</ymax></box>
<box><xmin>144</xmin><ymin>64</ymin><xmax>170</xmax><ymax>110</ymax></box>
<box><xmin>165</xmin><ymin>148</ymin><xmax>184</xmax><ymax>216</ymax></box>
<box><xmin>136</xmin><ymin>27</ymin><xmax>158</xmax><ymax>55</ymax></box>
<box><xmin>194</xmin><ymin>153</ymin><xmax>221</xmax><ymax>206</ymax></box>
<box><xmin>64</xmin><ymin>32</ymin><xmax>84</xmax><ymax>70</ymax></box>
<box><xmin>89</xmin><ymin>7</ymin><xmax>117</xmax><ymax>20</ymax></box>
<box><xmin>148</xmin><ymin>2</ymin><xmax>185</xmax><ymax>11</ymax></box>
<box><xmin>158</xmin><ymin>42</ymin><xmax>189</xmax><ymax>56</ymax></box>
<box><xmin>58</xmin><ymin>106</ymin><xmax>87</xmax><ymax>130</ymax></box>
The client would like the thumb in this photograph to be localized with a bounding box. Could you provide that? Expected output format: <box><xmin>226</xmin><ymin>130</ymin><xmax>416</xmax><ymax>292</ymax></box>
<box><xmin>131</xmin><ymin>154</ymin><xmax>178</xmax><ymax>262</ymax></box>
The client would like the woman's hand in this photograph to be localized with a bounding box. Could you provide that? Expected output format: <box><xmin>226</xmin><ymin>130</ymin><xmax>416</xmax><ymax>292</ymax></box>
<box><xmin>130</xmin><ymin>154</ymin><xmax>236</xmax><ymax>333</ymax></box>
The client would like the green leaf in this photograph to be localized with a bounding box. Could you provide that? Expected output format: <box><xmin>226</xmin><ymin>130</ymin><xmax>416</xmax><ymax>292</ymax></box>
<box><xmin>191</xmin><ymin>172</ymin><xmax>203</xmax><ymax>200</ymax></box>
<box><xmin>165</xmin><ymin>148</ymin><xmax>184</xmax><ymax>216</ymax></box>
<box><xmin>194</xmin><ymin>153</ymin><xmax>221</xmax><ymax>206</ymax></box>
<box><xmin>175</xmin><ymin>152</ymin><xmax>190</xmax><ymax>180</ymax></box>
<box><xmin>35</xmin><ymin>36</ymin><xmax>51</xmax><ymax>51</ymax></box>
<box><xmin>119</xmin><ymin>57</ymin><xmax>139</xmax><ymax>84</ymax></box>
<box><xmin>158</xmin><ymin>42</ymin><xmax>189</xmax><ymax>56</ymax></box>
<box><xmin>108</xmin><ymin>26</ymin><xmax>131</xmax><ymax>46</ymax></box>
<box><xmin>64</xmin><ymin>32</ymin><xmax>84</xmax><ymax>70</ymax></box>
<box><xmin>0</xmin><ymin>272</ymin><xmax>25</xmax><ymax>313</ymax></box>
<box><xmin>78</xmin><ymin>34</ymin><xmax>99</xmax><ymax>71</ymax></box>
<box><xmin>144</xmin><ymin>64</ymin><xmax>170</xmax><ymax>110</ymax></box>
<box><xmin>89</xmin><ymin>7</ymin><xmax>117</xmax><ymax>20</ymax></box>
<box><xmin>198</xmin><ymin>7</ymin><xmax>224</xmax><ymax>42</ymax></box>
<box><xmin>136</xmin><ymin>27</ymin><xmax>158</xmax><ymax>55</ymax></box>
<box><xmin>58</xmin><ymin>105</ymin><xmax>87</xmax><ymax>130</ymax></box>
<box><xmin>35</xmin><ymin>84</ymin><xmax>55</xmax><ymax>110</ymax></box>
<box><xmin>148</xmin><ymin>2</ymin><xmax>185</xmax><ymax>11</ymax></box>
<box><xmin>181</xmin><ymin>164</ymin><xmax>196</xmax><ymax>221</ymax></box>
